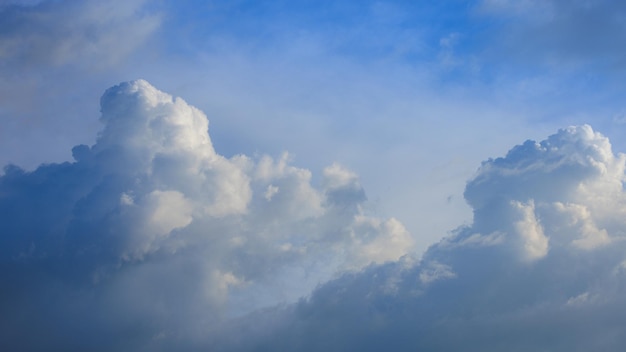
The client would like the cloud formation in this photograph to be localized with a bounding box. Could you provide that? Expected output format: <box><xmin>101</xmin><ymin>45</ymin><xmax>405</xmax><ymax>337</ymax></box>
<box><xmin>0</xmin><ymin>80</ymin><xmax>413</xmax><ymax>351</ymax></box>
<box><xmin>0</xmin><ymin>0</ymin><xmax>160</xmax><ymax>68</ymax></box>
<box><xmin>0</xmin><ymin>0</ymin><xmax>164</xmax><ymax>170</ymax></box>
<box><xmin>478</xmin><ymin>0</ymin><xmax>626</xmax><ymax>68</ymax></box>
<box><xmin>4</xmin><ymin>80</ymin><xmax>626</xmax><ymax>351</ymax></box>
<box><xmin>212</xmin><ymin>125</ymin><xmax>626</xmax><ymax>351</ymax></box>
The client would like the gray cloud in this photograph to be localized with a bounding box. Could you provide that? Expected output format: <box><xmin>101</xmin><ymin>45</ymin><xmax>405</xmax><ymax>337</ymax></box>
<box><xmin>0</xmin><ymin>0</ymin><xmax>160</xmax><ymax>69</ymax></box>
<box><xmin>478</xmin><ymin>0</ymin><xmax>626</xmax><ymax>69</ymax></box>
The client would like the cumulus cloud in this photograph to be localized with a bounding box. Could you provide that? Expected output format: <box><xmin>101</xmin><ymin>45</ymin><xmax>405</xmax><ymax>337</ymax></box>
<box><xmin>0</xmin><ymin>80</ymin><xmax>413</xmax><ymax>350</ymax></box>
<box><xmin>5</xmin><ymin>80</ymin><xmax>626</xmax><ymax>351</ymax></box>
<box><xmin>212</xmin><ymin>124</ymin><xmax>626</xmax><ymax>351</ymax></box>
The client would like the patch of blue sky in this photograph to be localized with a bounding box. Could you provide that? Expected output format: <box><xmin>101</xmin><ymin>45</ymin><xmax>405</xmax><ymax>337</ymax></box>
<box><xmin>161</xmin><ymin>1</ymin><xmax>478</xmax><ymax>63</ymax></box>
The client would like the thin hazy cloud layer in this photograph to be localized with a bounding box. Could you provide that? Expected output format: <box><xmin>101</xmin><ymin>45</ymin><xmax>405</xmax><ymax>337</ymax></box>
<box><xmin>479</xmin><ymin>0</ymin><xmax>626</xmax><ymax>67</ymax></box>
<box><xmin>0</xmin><ymin>0</ymin><xmax>160</xmax><ymax>69</ymax></box>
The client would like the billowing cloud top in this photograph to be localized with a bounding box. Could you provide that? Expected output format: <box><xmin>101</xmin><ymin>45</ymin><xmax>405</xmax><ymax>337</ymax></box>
<box><xmin>220</xmin><ymin>124</ymin><xmax>626</xmax><ymax>351</ymax></box>
<box><xmin>0</xmin><ymin>80</ymin><xmax>413</xmax><ymax>351</ymax></box>
<box><xmin>3</xmin><ymin>80</ymin><xmax>626</xmax><ymax>351</ymax></box>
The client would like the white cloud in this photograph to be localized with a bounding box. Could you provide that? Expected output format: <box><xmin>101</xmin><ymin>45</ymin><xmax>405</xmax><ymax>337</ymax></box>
<box><xmin>3</xmin><ymin>79</ymin><xmax>626</xmax><ymax>351</ymax></box>
<box><xmin>554</xmin><ymin>202</ymin><xmax>611</xmax><ymax>250</ymax></box>
<box><xmin>512</xmin><ymin>200</ymin><xmax>549</xmax><ymax>261</ymax></box>
<box><xmin>0</xmin><ymin>80</ymin><xmax>414</xmax><ymax>350</ymax></box>
<box><xmin>209</xmin><ymin>124</ymin><xmax>626</xmax><ymax>351</ymax></box>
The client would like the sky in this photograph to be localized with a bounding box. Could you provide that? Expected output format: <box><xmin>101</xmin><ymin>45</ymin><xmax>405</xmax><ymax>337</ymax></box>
<box><xmin>3</xmin><ymin>0</ymin><xmax>626</xmax><ymax>350</ymax></box>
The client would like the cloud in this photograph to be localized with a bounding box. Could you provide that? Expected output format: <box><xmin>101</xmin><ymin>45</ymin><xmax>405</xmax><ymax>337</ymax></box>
<box><xmin>0</xmin><ymin>80</ymin><xmax>414</xmax><ymax>350</ymax></box>
<box><xmin>477</xmin><ymin>0</ymin><xmax>626</xmax><ymax>69</ymax></box>
<box><xmin>0</xmin><ymin>0</ymin><xmax>163</xmax><ymax>171</ymax></box>
<box><xmin>0</xmin><ymin>0</ymin><xmax>160</xmax><ymax>69</ymax></box>
<box><xmin>211</xmin><ymin>125</ymin><xmax>626</xmax><ymax>351</ymax></box>
<box><xmin>4</xmin><ymin>80</ymin><xmax>626</xmax><ymax>351</ymax></box>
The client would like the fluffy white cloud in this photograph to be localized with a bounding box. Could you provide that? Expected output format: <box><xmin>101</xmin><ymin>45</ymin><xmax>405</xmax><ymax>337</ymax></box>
<box><xmin>210</xmin><ymin>124</ymin><xmax>626</xmax><ymax>351</ymax></box>
<box><xmin>4</xmin><ymin>79</ymin><xmax>626</xmax><ymax>351</ymax></box>
<box><xmin>0</xmin><ymin>80</ymin><xmax>414</xmax><ymax>350</ymax></box>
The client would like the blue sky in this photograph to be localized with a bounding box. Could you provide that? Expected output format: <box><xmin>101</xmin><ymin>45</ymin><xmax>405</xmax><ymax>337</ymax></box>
<box><xmin>7</xmin><ymin>0</ymin><xmax>626</xmax><ymax>249</ymax></box>
<box><xmin>3</xmin><ymin>0</ymin><xmax>626</xmax><ymax>350</ymax></box>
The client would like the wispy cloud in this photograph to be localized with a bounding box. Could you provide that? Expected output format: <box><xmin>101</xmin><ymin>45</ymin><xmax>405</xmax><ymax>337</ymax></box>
<box><xmin>0</xmin><ymin>0</ymin><xmax>160</xmax><ymax>68</ymax></box>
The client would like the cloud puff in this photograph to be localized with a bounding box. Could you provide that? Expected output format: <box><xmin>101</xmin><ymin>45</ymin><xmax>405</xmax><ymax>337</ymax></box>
<box><xmin>214</xmin><ymin>125</ymin><xmax>626</xmax><ymax>351</ymax></box>
<box><xmin>0</xmin><ymin>80</ymin><xmax>413</xmax><ymax>350</ymax></box>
